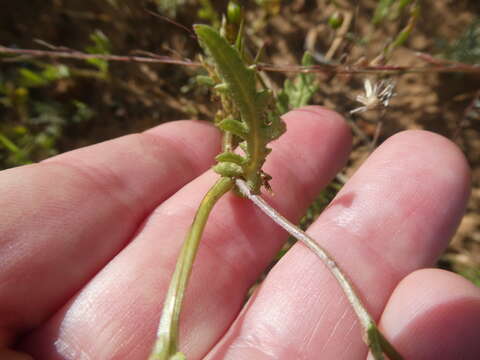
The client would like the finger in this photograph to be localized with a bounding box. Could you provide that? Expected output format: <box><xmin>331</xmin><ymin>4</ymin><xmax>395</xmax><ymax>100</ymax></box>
<box><xmin>206</xmin><ymin>130</ymin><xmax>471</xmax><ymax>359</ymax></box>
<box><xmin>20</xmin><ymin>107</ymin><xmax>352</xmax><ymax>359</ymax></box>
<box><xmin>370</xmin><ymin>268</ymin><xmax>480</xmax><ymax>360</ymax></box>
<box><xmin>0</xmin><ymin>120</ymin><xmax>220</xmax><ymax>342</ymax></box>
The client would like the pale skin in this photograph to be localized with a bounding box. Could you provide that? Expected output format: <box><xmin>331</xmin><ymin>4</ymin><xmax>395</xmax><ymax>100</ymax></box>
<box><xmin>0</xmin><ymin>106</ymin><xmax>479</xmax><ymax>360</ymax></box>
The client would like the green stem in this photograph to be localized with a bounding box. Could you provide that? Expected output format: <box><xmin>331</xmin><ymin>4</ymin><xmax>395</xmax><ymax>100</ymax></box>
<box><xmin>222</xmin><ymin>131</ymin><xmax>234</xmax><ymax>153</ymax></box>
<box><xmin>376</xmin><ymin>325</ymin><xmax>404</xmax><ymax>360</ymax></box>
<box><xmin>149</xmin><ymin>177</ymin><xmax>234</xmax><ymax>360</ymax></box>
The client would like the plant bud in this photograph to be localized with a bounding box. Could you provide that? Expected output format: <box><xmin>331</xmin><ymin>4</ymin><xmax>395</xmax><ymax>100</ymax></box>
<box><xmin>328</xmin><ymin>12</ymin><xmax>343</xmax><ymax>29</ymax></box>
<box><xmin>227</xmin><ymin>2</ymin><xmax>242</xmax><ymax>25</ymax></box>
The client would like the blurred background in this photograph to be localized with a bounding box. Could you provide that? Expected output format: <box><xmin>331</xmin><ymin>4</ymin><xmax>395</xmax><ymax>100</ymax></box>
<box><xmin>0</xmin><ymin>0</ymin><xmax>479</xmax><ymax>285</ymax></box>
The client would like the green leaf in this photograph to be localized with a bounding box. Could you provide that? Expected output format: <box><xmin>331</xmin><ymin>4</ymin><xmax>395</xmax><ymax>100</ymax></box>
<box><xmin>42</xmin><ymin>65</ymin><xmax>70</xmax><ymax>82</ymax></box>
<box><xmin>277</xmin><ymin>51</ymin><xmax>318</xmax><ymax>113</ymax></box>
<box><xmin>86</xmin><ymin>58</ymin><xmax>108</xmax><ymax>74</ymax></box>
<box><xmin>0</xmin><ymin>133</ymin><xmax>20</xmax><ymax>153</ymax></box>
<box><xmin>213</xmin><ymin>162</ymin><xmax>244</xmax><ymax>177</ymax></box>
<box><xmin>443</xmin><ymin>19</ymin><xmax>480</xmax><ymax>64</ymax></box>
<box><xmin>215</xmin><ymin>152</ymin><xmax>246</xmax><ymax>165</ymax></box>
<box><xmin>72</xmin><ymin>100</ymin><xmax>95</xmax><ymax>123</ymax></box>
<box><xmin>262</xmin><ymin>111</ymin><xmax>285</xmax><ymax>142</ymax></box>
<box><xmin>18</xmin><ymin>68</ymin><xmax>48</xmax><ymax>87</ymax></box>
<box><xmin>373</xmin><ymin>0</ymin><xmax>396</xmax><ymax>25</ymax></box>
<box><xmin>217</xmin><ymin>118</ymin><xmax>249</xmax><ymax>139</ymax></box>
<box><xmin>195</xmin><ymin>24</ymin><xmax>286</xmax><ymax>193</ymax></box>
<box><xmin>85</xmin><ymin>30</ymin><xmax>111</xmax><ymax>55</ymax></box>
<box><xmin>85</xmin><ymin>30</ymin><xmax>111</xmax><ymax>74</ymax></box>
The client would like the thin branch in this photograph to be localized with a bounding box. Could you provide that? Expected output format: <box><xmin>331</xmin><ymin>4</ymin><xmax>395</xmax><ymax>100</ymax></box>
<box><xmin>144</xmin><ymin>9</ymin><xmax>197</xmax><ymax>40</ymax></box>
<box><xmin>235</xmin><ymin>179</ymin><xmax>373</xmax><ymax>329</ymax></box>
<box><xmin>416</xmin><ymin>52</ymin><xmax>469</xmax><ymax>66</ymax></box>
<box><xmin>0</xmin><ymin>45</ymin><xmax>201</xmax><ymax>67</ymax></box>
<box><xmin>235</xmin><ymin>178</ymin><xmax>403</xmax><ymax>360</ymax></box>
<box><xmin>257</xmin><ymin>61</ymin><xmax>480</xmax><ymax>75</ymax></box>
<box><xmin>1</xmin><ymin>46</ymin><xmax>480</xmax><ymax>75</ymax></box>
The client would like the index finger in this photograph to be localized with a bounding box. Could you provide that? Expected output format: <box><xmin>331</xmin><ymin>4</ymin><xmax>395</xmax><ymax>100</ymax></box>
<box><xmin>0</xmin><ymin>120</ymin><xmax>220</xmax><ymax>343</ymax></box>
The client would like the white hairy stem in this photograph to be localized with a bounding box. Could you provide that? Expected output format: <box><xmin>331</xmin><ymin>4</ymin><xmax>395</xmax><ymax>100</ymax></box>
<box><xmin>235</xmin><ymin>178</ymin><xmax>374</xmax><ymax>331</ymax></box>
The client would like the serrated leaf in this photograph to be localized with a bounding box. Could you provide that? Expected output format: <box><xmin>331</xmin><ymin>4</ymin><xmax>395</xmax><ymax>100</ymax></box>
<box><xmin>195</xmin><ymin>25</ymin><xmax>258</xmax><ymax>127</ymax></box>
<box><xmin>217</xmin><ymin>118</ymin><xmax>249</xmax><ymax>139</ymax></box>
<box><xmin>213</xmin><ymin>162</ymin><xmax>244</xmax><ymax>177</ymax></box>
<box><xmin>215</xmin><ymin>152</ymin><xmax>246</xmax><ymax>165</ymax></box>
<box><xmin>195</xmin><ymin>24</ymin><xmax>286</xmax><ymax>193</ymax></box>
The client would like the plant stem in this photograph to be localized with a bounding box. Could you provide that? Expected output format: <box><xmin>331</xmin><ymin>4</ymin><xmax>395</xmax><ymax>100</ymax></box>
<box><xmin>3</xmin><ymin>45</ymin><xmax>480</xmax><ymax>75</ymax></box>
<box><xmin>149</xmin><ymin>177</ymin><xmax>234</xmax><ymax>360</ymax></box>
<box><xmin>235</xmin><ymin>178</ymin><xmax>403</xmax><ymax>360</ymax></box>
<box><xmin>222</xmin><ymin>131</ymin><xmax>234</xmax><ymax>153</ymax></box>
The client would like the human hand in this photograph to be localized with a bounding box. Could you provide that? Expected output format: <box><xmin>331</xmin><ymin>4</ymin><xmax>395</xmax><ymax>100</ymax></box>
<box><xmin>1</xmin><ymin>107</ymin><xmax>478</xmax><ymax>359</ymax></box>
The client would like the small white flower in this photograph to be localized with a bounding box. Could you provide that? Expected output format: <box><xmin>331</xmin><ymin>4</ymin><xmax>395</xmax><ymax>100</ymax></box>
<box><xmin>350</xmin><ymin>79</ymin><xmax>396</xmax><ymax>114</ymax></box>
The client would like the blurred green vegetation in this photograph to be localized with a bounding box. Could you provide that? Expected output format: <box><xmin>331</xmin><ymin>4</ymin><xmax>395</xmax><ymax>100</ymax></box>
<box><xmin>441</xmin><ymin>18</ymin><xmax>480</xmax><ymax>64</ymax></box>
<box><xmin>0</xmin><ymin>62</ymin><xmax>91</xmax><ymax>167</ymax></box>
<box><xmin>0</xmin><ymin>30</ymin><xmax>111</xmax><ymax>167</ymax></box>
<box><xmin>1</xmin><ymin>2</ymin><xmax>478</xmax><ymax>168</ymax></box>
